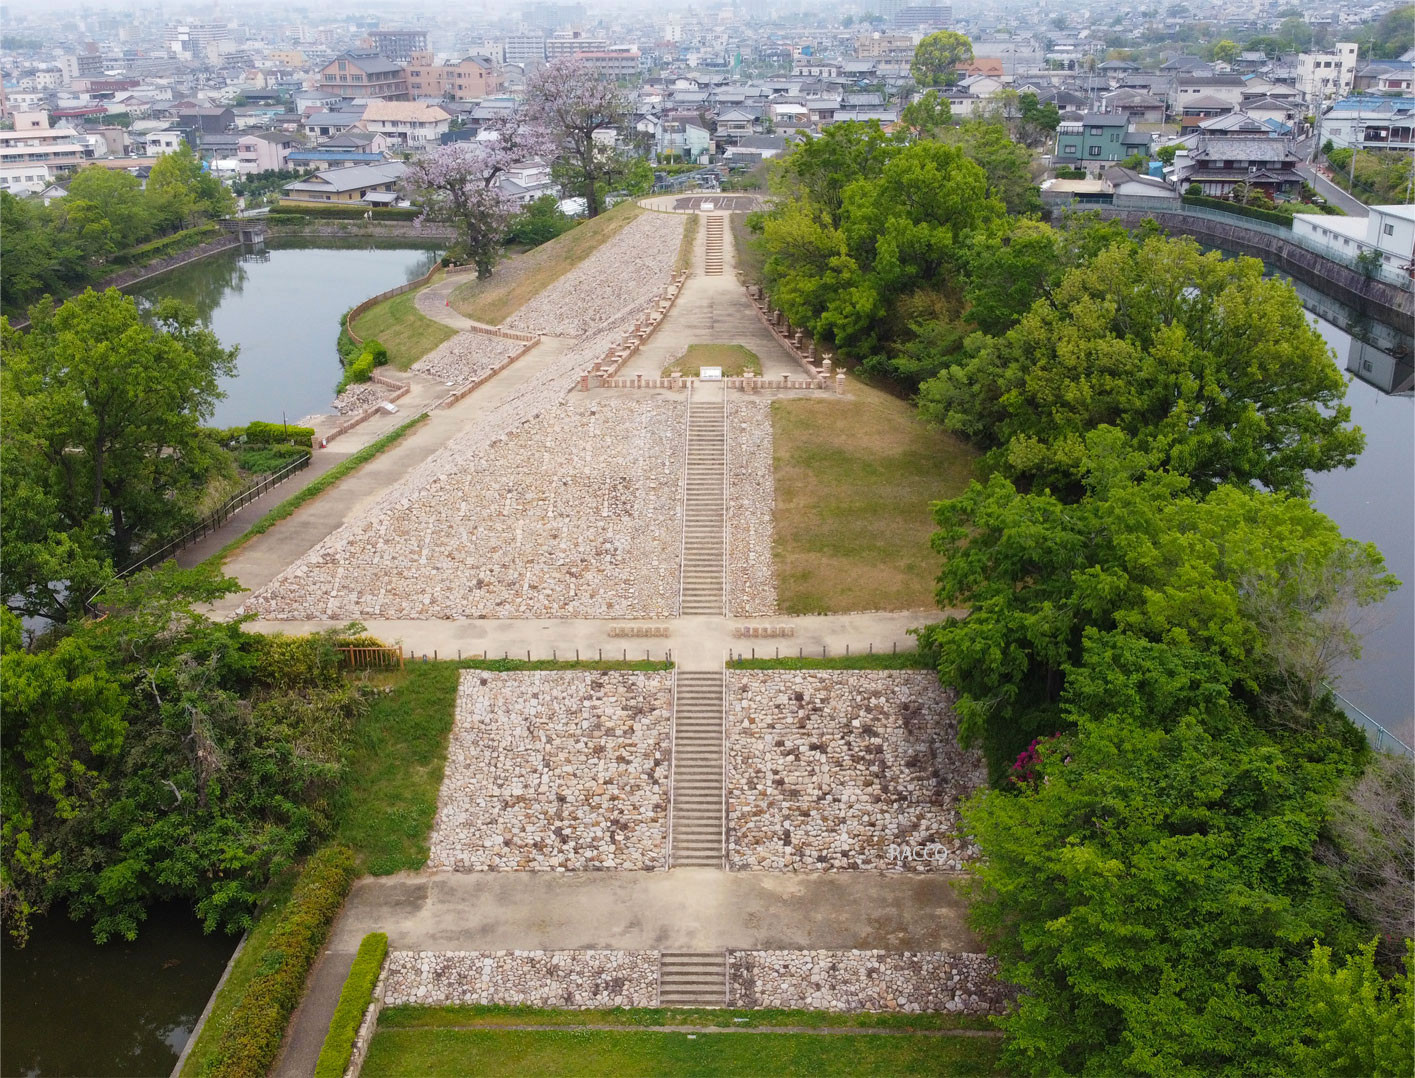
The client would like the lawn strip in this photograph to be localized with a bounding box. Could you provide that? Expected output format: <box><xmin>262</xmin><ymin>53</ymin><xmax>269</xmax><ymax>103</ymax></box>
<box><xmin>352</xmin><ymin>286</ymin><xmax>454</xmax><ymax>370</ymax></box>
<box><xmin>376</xmin><ymin>1004</ymin><xmax>989</xmax><ymax>1032</ymax></box>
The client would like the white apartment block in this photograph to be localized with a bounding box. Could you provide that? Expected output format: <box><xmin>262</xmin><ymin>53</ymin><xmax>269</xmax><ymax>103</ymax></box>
<box><xmin>1297</xmin><ymin>44</ymin><xmax>1359</xmax><ymax>104</ymax></box>
<box><xmin>1293</xmin><ymin>204</ymin><xmax>1415</xmax><ymax>276</ymax></box>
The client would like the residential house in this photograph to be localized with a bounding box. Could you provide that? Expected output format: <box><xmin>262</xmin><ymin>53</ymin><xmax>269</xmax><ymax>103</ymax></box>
<box><xmin>1176</xmin><ymin>134</ymin><xmax>1302</xmax><ymax>197</ymax></box>
<box><xmin>495</xmin><ymin>159</ymin><xmax>559</xmax><ymax>205</ymax></box>
<box><xmin>1053</xmin><ymin>112</ymin><xmax>1150</xmax><ymax>170</ymax></box>
<box><xmin>1172</xmin><ymin>74</ymin><xmax>1247</xmax><ymax>115</ymax></box>
<box><xmin>1292</xmin><ymin>204</ymin><xmax>1413</xmax><ymax>276</ymax></box>
<box><xmin>1320</xmin><ymin>95</ymin><xmax>1415</xmax><ymax>152</ymax></box>
<box><xmin>236</xmin><ymin>130</ymin><xmax>305</xmax><ymax>175</ymax></box>
<box><xmin>1240</xmin><ymin>97</ymin><xmax>1300</xmax><ymax>130</ymax></box>
<box><xmin>318</xmin><ymin>52</ymin><xmax>410</xmax><ymax>101</ymax></box>
<box><xmin>1352</xmin><ymin>61</ymin><xmax>1415</xmax><ymax>94</ymax></box>
<box><xmin>406</xmin><ymin>52</ymin><xmax>503</xmax><ymax>101</ymax></box>
<box><xmin>144</xmin><ymin>128</ymin><xmax>186</xmax><ymax>155</ymax></box>
<box><xmin>280</xmin><ymin>161</ymin><xmax>407</xmax><ymax>204</ymax></box>
<box><xmin>716</xmin><ymin>108</ymin><xmax>757</xmax><ymax>137</ymax></box>
<box><xmin>357</xmin><ymin>101</ymin><xmax>451</xmax><ymax>149</ymax></box>
<box><xmin>725</xmin><ymin>134</ymin><xmax>788</xmax><ymax>160</ymax></box>
<box><xmin>1102</xmin><ymin>88</ymin><xmax>1166</xmax><ymax>125</ymax></box>
<box><xmin>656</xmin><ymin>119</ymin><xmax>710</xmax><ymax>161</ymax></box>
<box><xmin>1179</xmin><ymin>95</ymin><xmax>1237</xmax><ymax>133</ymax></box>
<box><xmin>303</xmin><ymin>110</ymin><xmax>367</xmax><ymax>140</ymax></box>
<box><xmin>174</xmin><ymin>106</ymin><xmax>235</xmax><ymax>135</ymax></box>
<box><xmin>1103</xmin><ymin>164</ymin><xmax>1175</xmax><ymax>199</ymax></box>
<box><xmin>1297</xmin><ymin>44</ymin><xmax>1360</xmax><ymax>104</ymax></box>
<box><xmin>1</xmin><ymin>162</ymin><xmax>53</xmax><ymax>195</ymax></box>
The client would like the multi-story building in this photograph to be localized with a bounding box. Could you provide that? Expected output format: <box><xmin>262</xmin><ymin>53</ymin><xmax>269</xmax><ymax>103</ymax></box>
<box><xmin>0</xmin><ymin>115</ymin><xmax>88</xmax><ymax>176</ymax></box>
<box><xmin>572</xmin><ymin>49</ymin><xmax>641</xmax><ymax>80</ymax></box>
<box><xmin>319</xmin><ymin>52</ymin><xmax>410</xmax><ymax>101</ymax></box>
<box><xmin>855</xmin><ymin>34</ymin><xmax>915</xmax><ymax>60</ymax></box>
<box><xmin>60</xmin><ymin>52</ymin><xmax>105</xmax><ymax>83</ymax></box>
<box><xmin>1297</xmin><ymin>43</ymin><xmax>1360</xmax><ymax>105</ymax></box>
<box><xmin>358</xmin><ymin>101</ymin><xmax>451</xmax><ymax>149</ymax></box>
<box><xmin>236</xmin><ymin>130</ymin><xmax>305</xmax><ymax>175</ymax></box>
<box><xmin>407</xmin><ymin>52</ymin><xmax>503</xmax><ymax>101</ymax></box>
<box><xmin>1320</xmin><ymin>95</ymin><xmax>1415</xmax><ymax>152</ymax></box>
<box><xmin>165</xmin><ymin>22</ymin><xmax>230</xmax><ymax>58</ymax></box>
<box><xmin>367</xmin><ymin>30</ymin><xmax>428</xmax><ymax>64</ymax></box>
<box><xmin>1293</xmin><ymin>204</ymin><xmax>1414</xmax><ymax>278</ymax></box>
<box><xmin>1053</xmin><ymin>112</ymin><xmax>1151</xmax><ymax>170</ymax></box>
<box><xmin>894</xmin><ymin>5</ymin><xmax>953</xmax><ymax>30</ymax></box>
<box><xmin>504</xmin><ymin>33</ymin><xmax>546</xmax><ymax>64</ymax></box>
<box><xmin>1</xmin><ymin>162</ymin><xmax>53</xmax><ymax>195</ymax></box>
<box><xmin>546</xmin><ymin>31</ymin><xmax>607</xmax><ymax>60</ymax></box>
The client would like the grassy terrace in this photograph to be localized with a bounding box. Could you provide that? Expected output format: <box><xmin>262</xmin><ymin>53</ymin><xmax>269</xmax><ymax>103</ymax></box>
<box><xmin>350</xmin><ymin>286</ymin><xmax>453</xmax><ymax>371</ymax></box>
<box><xmin>663</xmin><ymin>343</ymin><xmax>761</xmax><ymax>377</ymax></box>
<box><xmin>450</xmin><ymin>200</ymin><xmax>645</xmax><ymax>325</ymax></box>
<box><xmin>772</xmin><ymin>379</ymin><xmax>976</xmax><ymax>615</ymax></box>
<box><xmin>364</xmin><ymin>1007</ymin><xmax>1002</xmax><ymax>1077</ymax></box>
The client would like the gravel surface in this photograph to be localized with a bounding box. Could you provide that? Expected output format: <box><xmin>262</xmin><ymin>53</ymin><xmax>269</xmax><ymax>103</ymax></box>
<box><xmin>330</xmin><ymin>380</ymin><xmax>397</xmax><ymax>415</ymax></box>
<box><xmin>412</xmin><ymin>332</ymin><xmax>521</xmax><ymax>385</ymax></box>
<box><xmin>505</xmin><ymin>212</ymin><xmax>686</xmax><ymax>337</ymax></box>
<box><xmin>384</xmin><ymin>950</ymin><xmax>658</xmax><ymax>1007</ymax></box>
<box><xmin>727</xmin><ymin>399</ymin><xmax>777</xmax><ymax>616</ymax></box>
<box><xmin>428</xmin><ymin>670</ymin><xmax>671</xmax><ymax>871</ymax></box>
<box><xmin>727</xmin><ymin>671</ymin><xmax>984</xmax><ymax>871</ymax></box>
<box><xmin>729</xmin><ymin>951</ymin><xmax>1010</xmax><ymax>1015</ymax></box>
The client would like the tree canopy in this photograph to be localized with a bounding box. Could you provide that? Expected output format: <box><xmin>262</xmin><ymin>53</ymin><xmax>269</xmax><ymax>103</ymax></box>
<box><xmin>911</xmin><ymin>30</ymin><xmax>974</xmax><ymax>87</ymax></box>
<box><xmin>1</xmin><ymin>289</ymin><xmax>236</xmax><ymax>624</ymax></box>
<box><xmin>527</xmin><ymin>58</ymin><xmax>629</xmax><ymax>219</ymax></box>
<box><xmin>918</xmin><ymin>236</ymin><xmax>1364</xmax><ymax>497</ymax></box>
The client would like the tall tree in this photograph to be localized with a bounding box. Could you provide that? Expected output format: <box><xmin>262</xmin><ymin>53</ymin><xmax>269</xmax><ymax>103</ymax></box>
<box><xmin>401</xmin><ymin>108</ymin><xmax>548</xmax><ymax>277</ymax></box>
<box><xmin>1</xmin><ymin>290</ymin><xmax>236</xmax><ymax>622</ymax></box>
<box><xmin>145</xmin><ymin>144</ymin><xmax>233</xmax><ymax>230</ymax></box>
<box><xmin>63</xmin><ymin>166</ymin><xmax>155</xmax><ymax>250</ymax></box>
<box><xmin>911</xmin><ymin>30</ymin><xmax>975</xmax><ymax>87</ymax></box>
<box><xmin>526</xmin><ymin>58</ymin><xmax>629</xmax><ymax>219</ymax></box>
<box><xmin>919</xmin><ymin>236</ymin><xmax>1365</xmax><ymax>497</ymax></box>
<box><xmin>899</xmin><ymin>89</ymin><xmax>953</xmax><ymax>137</ymax></box>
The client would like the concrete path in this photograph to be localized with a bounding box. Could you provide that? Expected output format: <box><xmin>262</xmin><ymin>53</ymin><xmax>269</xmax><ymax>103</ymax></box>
<box><xmin>617</xmin><ymin>209</ymin><xmax>803</xmax><ymax>380</ymax></box>
<box><xmin>328</xmin><ymin>870</ymin><xmax>975</xmax><ymax>953</ymax></box>
<box><xmin>272</xmin><ymin>949</ymin><xmax>354</xmax><ymax>1078</ymax></box>
<box><xmin>414</xmin><ymin>271</ymin><xmax>480</xmax><ymax>330</ymax></box>
<box><xmin>241</xmin><ymin>610</ymin><xmax>954</xmax><ymax>663</ymax></box>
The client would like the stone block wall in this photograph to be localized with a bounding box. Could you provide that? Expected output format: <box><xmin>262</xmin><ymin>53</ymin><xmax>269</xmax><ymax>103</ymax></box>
<box><xmin>383</xmin><ymin>950</ymin><xmax>659</xmax><ymax>1008</ymax></box>
<box><xmin>727</xmin><ymin>399</ymin><xmax>777</xmax><ymax>616</ymax></box>
<box><xmin>428</xmin><ymin>670</ymin><xmax>672</xmax><ymax>871</ymax></box>
<box><xmin>728</xmin><ymin>951</ymin><xmax>1010</xmax><ymax>1015</ymax></box>
<box><xmin>726</xmin><ymin>671</ymin><xmax>984</xmax><ymax>870</ymax></box>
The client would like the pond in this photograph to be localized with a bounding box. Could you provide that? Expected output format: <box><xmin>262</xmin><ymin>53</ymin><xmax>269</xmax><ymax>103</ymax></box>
<box><xmin>0</xmin><ymin>905</ymin><xmax>237</xmax><ymax>1077</ymax></box>
<box><xmin>131</xmin><ymin>238</ymin><xmax>442</xmax><ymax>429</ymax></box>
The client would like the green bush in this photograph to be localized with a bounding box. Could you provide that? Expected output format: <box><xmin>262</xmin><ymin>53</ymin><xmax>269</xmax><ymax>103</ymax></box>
<box><xmin>244</xmin><ymin>420</ymin><xmax>316</xmax><ymax>446</ymax></box>
<box><xmin>235</xmin><ymin>443</ymin><xmax>310</xmax><ymax>475</ymax></box>
<box><xmin>1055</xmin><ymin>167</ymin><xmax>1087</xmax><ymax>180</ymax></box>
<box><xmin>313</xmin><ymin>932</ymin><xmax>389</xmax><ymax>1078</ymax></box>
<box><xmin>337</xmin><ymin>309</ymin><xmax>361</xmax><ymax>362</ymax></box>
<box><xmin>337</xmin><ymin>351</ymin><xmax>375</xmax><ymax>393</ymax></box>
<box><xmin>1181</xmin><ymin>194</ymin><xmax>1294</xmax><ymax>227</ymax></box>
<box><xmin>363</xmin><ymin>339</ymin><xmax>389</xmax><ymax>367</ymax></box>
<box><xmin>276</xmin><ymin>202</ymin><xmax>421</xmax><ymax>221</ymax></box>
<box><xmin>203</xmin><ymin>845</ymin><xmax>357</xmax><ymax>1078</ymax></box>
<box><xmin>108</xmin><ymin>224</ymin><xmax>220</xmax><ymax>267</ymax></box>
<box><xmin>1185</xmin><ymin>183</ymin><xmax>1202</xmax><ymax>196</ymax></box>
<box><xmin>264</xmin><ymin>212</ymin><xmax>309</xmax><ymax>224</ymax></box>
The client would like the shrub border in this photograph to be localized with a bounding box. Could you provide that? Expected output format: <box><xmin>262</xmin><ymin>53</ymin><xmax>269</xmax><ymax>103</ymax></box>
<box><xmin>314</xmin><ymin>932</ymin><xmax>388</xmax><ymax>1078</ymax></box>
<box><xmin>203</xmin><ymin>845</ymin><xmax>357</xmax><ymax>1078</ymax></box>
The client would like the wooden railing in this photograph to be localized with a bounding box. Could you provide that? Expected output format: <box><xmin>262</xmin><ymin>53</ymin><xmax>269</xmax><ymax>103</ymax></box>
<box><xmin>337</xmin><ymin>645</ymin><xmax>405</xmax><ymax>671</ymax></box>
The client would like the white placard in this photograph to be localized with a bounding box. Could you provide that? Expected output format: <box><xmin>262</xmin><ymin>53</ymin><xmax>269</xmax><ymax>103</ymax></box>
<box><xmin>699</xmin><ymin>366</ymin><xmax>723</xmax><ymax>381</ymax></box>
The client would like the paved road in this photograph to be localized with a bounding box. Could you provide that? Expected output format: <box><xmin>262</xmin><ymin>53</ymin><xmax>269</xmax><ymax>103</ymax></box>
<box><xmin>1296</xmin><ymin>162</ymin><xmax>1369</xmax><ymax>217</ymax></box>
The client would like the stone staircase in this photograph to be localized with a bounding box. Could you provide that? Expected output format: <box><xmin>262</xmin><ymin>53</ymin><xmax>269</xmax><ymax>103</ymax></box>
<box><xmin>679</xmin><ymin>392</ymin><xmax>725</xmax><ymax>616</ymax></box>
<box><xmin>659</xmin><ymin>951</ymin><xmax>727</xmax><ymax>1007</ymax></box>
<box><xmin>703</xmin><ymin>215</ymin><xmax>725</xmax><ymax>275</ymax></box>
<box><xmin>669</xmin><ymin>669</ymin><xmax>725</xmax><ymax>868</ymax></box>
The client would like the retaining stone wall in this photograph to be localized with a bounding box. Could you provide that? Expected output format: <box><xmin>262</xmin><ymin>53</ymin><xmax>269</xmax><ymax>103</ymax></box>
<box><xmin>729</xmin><ymin>951</ymin><xmax>1010</xmax><ymax>1015</ymax></box>
<box><xmin>383</xmin><ymin>950</ymin><xmax>659</xmax><ymax>1008</ymax></box>
<box><xmin>428</xmin><ymin>670</ymin><xmax>672</xmax><ymax>871</ymax></box>
<box><xmin>727</xmin><ymin>399</ymin><xmax>777</xmax><ymax>616</ymax></box>
<box><xmin>727</xmin><ymin>671</ymin><xmax>984</xmax><ymax>871</ymax></box>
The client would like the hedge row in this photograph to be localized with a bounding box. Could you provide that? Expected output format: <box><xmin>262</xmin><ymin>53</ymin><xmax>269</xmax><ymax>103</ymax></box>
<box><xmin>245</xmin><ymin>420</ymin><xmax>317</xmax><ymax>445</ymax></box>
<box><xmin>313</xmin><ymin>932</ymin><xmax>388</xmax><ymax>1078</ymax></box>
<box><xmin>274</xmin><ymin>202</ymin><xmax>421</xmax><ymax>221</ymax></box>
<box><xmin>1181</xmin><ymin>194</ymin><xmax>1294</xmax><ymax>228</ymax></box>
<box><xmin>203</xmin><ymin>845</ymin><xmax>357</xmax><ymax>1078</ymax></box>
<box><xmin>109</xmin><ymin>223</ymin><xmax>222</xmax><ymax>266</ymax></box>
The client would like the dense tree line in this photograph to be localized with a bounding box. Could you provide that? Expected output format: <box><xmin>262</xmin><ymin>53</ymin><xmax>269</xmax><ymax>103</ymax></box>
<box><xmin>752</xmin><ymin>121</ymin><xmax>1412</xmax><ymax>1072</ymax></box>
<box><xmin>1</xmin><ymin>145</ymin><xmax>234</xmax><ymax>313</ymax></box>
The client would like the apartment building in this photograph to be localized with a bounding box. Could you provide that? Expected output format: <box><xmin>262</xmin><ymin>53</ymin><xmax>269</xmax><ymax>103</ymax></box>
<box><xmin>367</xmin><ymin>29</ymin><xmax>427</xmax><ymax>64</ymax></box>
<box><xmin>1297</xmin><ymin>44</ymin><xmax>1360</xmax><ymax>104</ymax></box>
<box><xmin>319</xmin><ymin>52</ymin><xmax>410</xmax><ymax>101</ymax></box>
<box><xmin>407</xmin><ymin>52</ymin><xmax>503</xmax><ymax>101</ymax></box>
<box><xmin>0</xmin><ymin>115</ymin><xmax>88</xmax><ymax>176</ymax></box>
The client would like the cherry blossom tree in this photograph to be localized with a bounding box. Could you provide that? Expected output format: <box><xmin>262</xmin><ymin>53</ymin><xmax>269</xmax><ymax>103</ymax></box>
<box><xmin>401</xmin><ymin>108</ymin><xmax>549</xmax><ymax>278</ymax></box>
<box><xmin>526</xmin><ymin>58</ymin><xmax>629</xmax><ymax>219</ymax></box>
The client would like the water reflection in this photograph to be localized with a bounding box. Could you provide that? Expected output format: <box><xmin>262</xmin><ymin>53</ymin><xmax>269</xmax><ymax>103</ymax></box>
<box><xmin>131</xmin><ymin>239</ymin><xmax>441</xmax><ymax>428</ymax></box>
<box><xmin>0</xmin><ymin>905</ymin><xmax>235</xmax><ymax>1078</ymax></box>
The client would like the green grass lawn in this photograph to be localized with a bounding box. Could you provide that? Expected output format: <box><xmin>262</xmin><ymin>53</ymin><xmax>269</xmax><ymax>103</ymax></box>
<box><xmin>664</xmin><ymin>343</ymin><xmax>762</xmax><ymax>377</ymax></box>
<box><xmin>730</xmin><ymin>211</ymin><xmax>765</xmax><ymax>287</ymax></box>
<box><xmin>450</xmin><ymin>201</ymin><xmax>648</xmax><ymax>325</ymax></box>
<box><xmin>363</xmin><ymin>1028</ymin><xmax>1002</xmax><ymax>1077</ymax></box>
<box><xmin>378</xmin><ymin>1005</ymin><xmax>992</xmax><ymax>1032</ymax></box>
<box><xmin>351</xmin><ymin>288</ymin><xmax>453</xmax><ymax>370</ymax></box>
<box><xmin>772</xmin><ymin>380</ymin><xmax>977</xmax><ymax>615</ymax></box>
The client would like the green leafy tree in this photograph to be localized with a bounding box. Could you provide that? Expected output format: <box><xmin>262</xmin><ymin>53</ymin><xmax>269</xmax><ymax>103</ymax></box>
<box><xmin>899</xmin><ymin>89</ymin><xmax>953</xmax><ymax>137</ymax></box>
<box><xmin>63</xmin><ymin>166</ymin><xmax>155</xmax><ymax>249</ymax></box>
<box><xmin>1</xmin><ymin>290</ymin><xmax>236</xmax><ymax>621</ymax></box>
<box><xmin>942</xmin><ymin>120</ymin><xmax>1041</xmax><ymax>215</ymax></box>
<box><xmin>917</xmin><ymin>450</ymin><xmax>1396</xmax><ymax>774</ymax></box>
<box><xmin>770</xmin><ymin>119</ymin><xmax>896</xmax><ymax>228</ymax></box>
<box><xmin>919</xmin><ymin>237</ymin><xmax>1364</xmax><ymax>496</ymax></box>
<box><xmin>962</xmin><ymin>635</ymin><xmax>1368</xmax><ymax>1075</ymax></box>
<box><xmin>1278</xmin><ymin>16</ymin><xmax>1315</xmax><ymax>51</ymax></box>
<box><xmin>145</xmin><ymin>144</ymin><xmax>233</xmax><ymax>230</ymax></box>
<box><xmin>0</xmin><ymin>565</ymin><xmax>367</xmax><ymax>943</ymax></box>
<box><xmin>505</xmin><ymin>194</ymin><xmax>575</xmax><ymax>247</ymax></box>
<box><xmin>1352</xmin><ymin>5</ymin><xmax>1415</xmax><ymax>59</ymax></box>
<box><xmin>911</xmin><ymin>30</ymin><xmax>975</xmax><ymax>86</ymax></box>
<box><xmin>1291</xmin><ymin>940</ymin><xmax>1414</xmax><ymax>1075</ymax></box>
<box><xmin>1212</xmin><ymin>38</ymin><xmax>1240</xmax><ymax>64</ymax></box>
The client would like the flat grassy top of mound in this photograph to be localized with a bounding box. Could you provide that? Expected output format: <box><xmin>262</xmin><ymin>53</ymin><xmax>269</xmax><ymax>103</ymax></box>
<box><xmin>772</xmin><ymin>379</ymin><xmax>978</xmax><ymax>616</ymax></box>
<box><xmin>449</xmin><ymin>201</ymin><xmax>645</xmax><ymax>326</ymax></box>
<box><xmin>663</xmin><ymin>343</ymin><xmax>761</xmax><ymax>377</ymax></box>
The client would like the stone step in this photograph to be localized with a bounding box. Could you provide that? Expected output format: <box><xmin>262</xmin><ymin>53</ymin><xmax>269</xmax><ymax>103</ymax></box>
<box><xmin>659</xmin><ymin>951</ymin><xmax>727</xmax><ymax>1008</ymax></box>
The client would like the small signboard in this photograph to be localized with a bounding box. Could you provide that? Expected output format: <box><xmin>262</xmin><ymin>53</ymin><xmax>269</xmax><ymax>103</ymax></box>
<box><xmin>700</xmin><ymin>366</ymin><xmax>723</xmax><ymax>381</ymax></box>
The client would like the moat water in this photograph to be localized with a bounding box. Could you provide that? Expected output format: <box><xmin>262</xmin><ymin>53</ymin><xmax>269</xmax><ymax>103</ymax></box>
<box><xmin>2</xmin><ymin>242</ymin><xmax>1409</xmax><ymax>1078</ymax></box>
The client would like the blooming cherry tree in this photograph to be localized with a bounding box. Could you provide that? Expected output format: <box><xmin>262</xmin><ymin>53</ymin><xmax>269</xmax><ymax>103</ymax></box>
<box><xmin>527</xmin><ymin>58</ymin><xmax>629</xmax><ymax>219</ymax></box>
